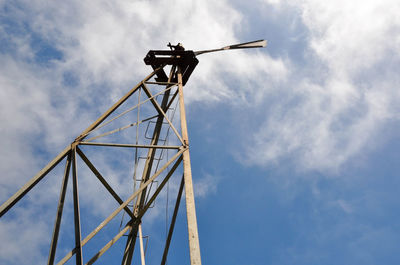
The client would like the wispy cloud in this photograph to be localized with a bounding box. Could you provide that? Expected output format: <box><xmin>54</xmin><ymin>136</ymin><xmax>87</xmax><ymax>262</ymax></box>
<box><xmin>245</xmin><ymin>0</ymin><xmax>400</xmax><ymax>171</ymax></box>
<box><xmin>194</xmin><ymin>173</ymin><xmax>218</xmax><ymax>198</ymax></box>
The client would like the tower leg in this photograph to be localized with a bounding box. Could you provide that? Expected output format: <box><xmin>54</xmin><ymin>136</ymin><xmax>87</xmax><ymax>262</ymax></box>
<box><xmin>177</xmin><ymin>69</ymin><xmax>202</xmax><ymax>265</ymax></box>
<box><xmin>47</xmin><ymin>152</ymin><xmax>72</xmax><ymax>265</ymax></box>
<box><xmin>72</xmin><ymin>147</ymin><xmax>83</xmax><ymax>265</ymax></box>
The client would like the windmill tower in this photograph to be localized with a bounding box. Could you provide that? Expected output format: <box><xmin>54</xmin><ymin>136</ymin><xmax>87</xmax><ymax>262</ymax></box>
<box><xmin>0</xmin><ymin>40</ymin><xmax>267</xmax><ymax>265</ymax></box>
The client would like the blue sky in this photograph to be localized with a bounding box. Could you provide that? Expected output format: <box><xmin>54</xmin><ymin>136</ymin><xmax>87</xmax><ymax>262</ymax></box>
<box><xmin>1</xmin><ymin>0</ymin><xmax>400</xmax><ymax>264</ymax></box>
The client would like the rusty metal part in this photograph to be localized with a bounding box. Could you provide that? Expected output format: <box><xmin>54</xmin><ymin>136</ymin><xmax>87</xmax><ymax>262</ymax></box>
<box><xmin>144</xmin><ymin>50</ymin><xmax>198</xmax><ymax>85</ymax></box>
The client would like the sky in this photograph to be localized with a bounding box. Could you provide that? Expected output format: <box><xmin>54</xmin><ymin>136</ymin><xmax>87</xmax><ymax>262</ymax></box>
<box><xmin>1</xmin><ymin>0</ymin><xmax>400</xmax><ymax>264</ymax></box>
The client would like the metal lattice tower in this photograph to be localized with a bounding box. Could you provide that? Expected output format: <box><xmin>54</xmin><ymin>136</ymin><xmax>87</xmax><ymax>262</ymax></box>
<box><xmin>0</xmin><ymin>40</ymin><xmax>266</xmax><ymax>265</ymax></box>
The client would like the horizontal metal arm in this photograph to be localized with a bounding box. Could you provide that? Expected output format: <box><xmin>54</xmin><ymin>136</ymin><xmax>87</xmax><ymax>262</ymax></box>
<box><xmin>194</xmin><ymin>39</ymin><xmax>267</xmax><ymax>56</ymax></box>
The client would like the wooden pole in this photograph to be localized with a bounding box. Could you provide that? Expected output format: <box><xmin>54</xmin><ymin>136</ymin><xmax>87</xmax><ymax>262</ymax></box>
<box><xmin>177</xmin><ymin>68</ymin><xmax>202</xmax><ymax>265</ymax></box>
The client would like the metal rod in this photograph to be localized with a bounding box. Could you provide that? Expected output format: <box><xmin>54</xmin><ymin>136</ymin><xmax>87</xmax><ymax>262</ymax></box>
<box><xmin>57</xmin><ymin>149</ymin><xmax>184</xmax><ymax>265</ymax></box>
<box><xmin>138</xmin><ymin>223</ymin><xmax>146</xmax><ymax>265</ymax></box>
<box><xmin>121</xmin><ymin>154</ymin><xmax>184</xmax><ymax>265</ymax></box>
<box><xmin>161</xmin><ymin>174</ymin><xmax>185</xmax><ymax>265</ymax></box>
<box><xmin>47</xmin><ymin>152</ymin><xmax>72</xmax><ymax>265</ymax></box>
<box><xmin>121</xmin><ymin>226</ymin><xmax>138</xmax><ymax>265</ymax></box>
<box><xmin>133</xmin><ymin>85</ymin><xmax>142</xmax><ymax>197</ymax></box>
<box><xmin>86</xmin><ymin>223</ymin><xmax>132</xmax><ymax>265</ymax></box>
<box><xmin>141</xmin><ymin>83</ymin><xmax>184</xmax><ymax>145</ymax></box>
<box><xmin>84</xmin><ymin>115</ymin><xmax>157</xmax><ymax>142</ymax></box>
<box><xmin>136</xmin><ymin>156</ymin><xmax>183</xmax><ymax>220</ymax></box>
<box><xmin>0</xmin><ymin>145</ymin><xmax>71</xmax><ymax>217</ymax></box>
<box><xmin>78</xmin><ymin>142</ymin><xmax>180</xmax><ymax>149</ymax></box>
<box><xmin>76</xmin><ymin>67</ymin><xmax>163</xmax><ymax>141</ymax></box>
<box><xmin>166</xmin><ymin>88</ymin><xmax>179</xmax><ymax>111</ymax></box>
<box><xmin>144</xmin><ymin>81</ymin><xmax>178</xmax><ymax>86</ymax></box>
<box><xmin>133</xmin><ymin>86</ymin><xmax>142</xmax><ymax>202</ymax></box>
<box><xmin>194</xmin><ymin>39</ymin><xmax>267</xmax><ymax>55</ymax></box>
<box><xmin>76</xmin><ymin>147</ymin><xmax>133</xmax><ymax>217</ymax></box>
<box><xmin>72</xmin><ymin>147</ymin><xmax>83</xmax><ymax>265</ymax></box>
<box><xmin>81</xmin><ymin>84</ymin><xmax>174</xmax><ymax>139</ymax></box>
<box><xmin>177</xmin><ymin>68</ymin><xmax>202</xmax><ymax>265</ymax></box>
<box><xmin>87</xmin><ymin>154</ymin><xmax>183</xmax><ymax>265</ymax></box>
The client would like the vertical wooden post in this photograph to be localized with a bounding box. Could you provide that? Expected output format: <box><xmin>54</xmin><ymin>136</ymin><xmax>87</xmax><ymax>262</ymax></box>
<box><xmin>177</xmin><ymin>68</ymin><xmax>202</xmax><ymax>265</ymax></box>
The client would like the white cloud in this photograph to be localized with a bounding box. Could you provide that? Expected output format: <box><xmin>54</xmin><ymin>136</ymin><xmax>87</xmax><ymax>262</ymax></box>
<box><xmin>194</xmin><ymin>173</ymin><xmax>218</xmax><ymax>198</ymax></box>
<box><xmin>302</xmin><ymin>0</ymin><xmax>400</xmax><ymax>76</ymax></box>
<box><xmin>336</xmin><ymin>199</ymin><xmax>353</xmax><ymax>214</ymax></box>
<box><xmin>0</xmin><ymin>208</ymin><xmax>50</xmax><ymax>264</ymax></box>
<box><xmin>245</xmin><ymin>0</ymin><xmax>400</xmax><ymax>171</ymax></box>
